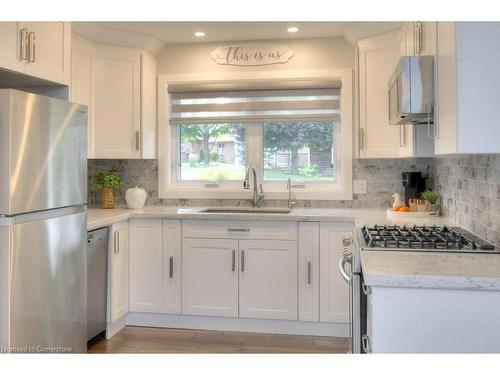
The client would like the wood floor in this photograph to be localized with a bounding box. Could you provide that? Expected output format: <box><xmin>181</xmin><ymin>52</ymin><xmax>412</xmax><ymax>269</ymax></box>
<box><xmin>88</xmin><ymin>326</ymin><xmax>350</xmax><ymax>354</ymax></box>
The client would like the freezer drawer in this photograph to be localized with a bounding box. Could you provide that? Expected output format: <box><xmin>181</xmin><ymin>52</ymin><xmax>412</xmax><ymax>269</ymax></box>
<box><xmin>0</xmin><ymin>89</ymin><xmax>87</xmax><ymax>215</ymax></box>
<box><xmin>8</xmin><ymin>210</ymin><xmax>87</xmax><ymax>353</ymax></box>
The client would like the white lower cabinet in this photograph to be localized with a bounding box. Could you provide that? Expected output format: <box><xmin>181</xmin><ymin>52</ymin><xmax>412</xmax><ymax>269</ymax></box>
<box><xmin>108</xmin><ymin>218</ymin><xmax>350</xmax><ymax>333</ymax></box>
<box><xmin>129</xmin><ymin>219</ymin><xmax>163</xmax><ymax>313</ymax></box>
<box><xmin>182</xmin><ymin>238</ymin><xmax>239</xmax><ymax>317</ymax></box>
<box><xmin>239</xmin><ymin>240</ymin><xmax>297</xmax><ymax>320</ymax></box>
<box><xmin>128</xmin><ymin>219</ymin><xmax>182</xmax><ymax>314</ymax></box>
<box><xmin>319</xmin><ymin>223</ymin><xmax>350</xmax><ymax>323</ymax></box>
<box><xmin>162</xmin><ymin>220</ymin><xmax>182</xmax><ymax>314</ymax></box>
<box><xmin>109</xmin><ymin>221</ymin><xmax>129</xmax><ymax>323</ymax></box>
<box><xmin>298</xmin><ymin>222</ymin><xmax>320</xmax><ymax>321</ymax></box>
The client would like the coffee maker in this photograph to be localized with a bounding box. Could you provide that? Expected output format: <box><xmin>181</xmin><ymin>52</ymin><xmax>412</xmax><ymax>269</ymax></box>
<box><xmin>402</xmin><ymin>172</ymin><xmax>426</xmax><ymax>205</ymax></box>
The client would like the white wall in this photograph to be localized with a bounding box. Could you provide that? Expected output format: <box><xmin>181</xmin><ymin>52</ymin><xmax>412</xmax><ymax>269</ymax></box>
<box><xmin>157</xmin><ymin>37</ymin><xmax>354</xmax><ymax>74</ymax></box>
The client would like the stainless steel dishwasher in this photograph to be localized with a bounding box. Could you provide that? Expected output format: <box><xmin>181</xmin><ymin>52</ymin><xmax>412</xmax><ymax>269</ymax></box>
<box><xmin>87</xmin><ymin>227</ymin><xmax>109</xmax><ymax>341</ymax></box>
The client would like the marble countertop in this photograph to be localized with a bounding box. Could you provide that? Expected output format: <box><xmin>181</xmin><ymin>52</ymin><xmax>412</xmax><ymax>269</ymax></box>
<box><xmin>361</xmin><ymin>250</ymin><xmax>500</xmax><ymax>291</ymax></box>
<box><xmin>88</xmin><ymin>205</ymin><xmax>500</xmax><ymax>292</ymax></box>
<box><xmin>87</xmin><ymin>205</ymin><xmax>450</xmax><ymax>231</ymax></box>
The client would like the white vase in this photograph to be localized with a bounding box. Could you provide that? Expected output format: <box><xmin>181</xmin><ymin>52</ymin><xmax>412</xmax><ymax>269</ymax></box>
<box><xmin>125</xmin><ymin>186</ymin><xmax>147</xmax><ymax>209</ymax></box>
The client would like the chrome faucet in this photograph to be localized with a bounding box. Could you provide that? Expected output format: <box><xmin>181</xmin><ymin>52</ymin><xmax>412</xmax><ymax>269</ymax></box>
<box><xmin>286</xmin><ymin>178</ymin><xmax>296</xmax><ymax>209</ymax></box>
<box><xmin>243</xmin><ymin>165</ymin><xmax>264</xmax><ymax>207</ymax></box>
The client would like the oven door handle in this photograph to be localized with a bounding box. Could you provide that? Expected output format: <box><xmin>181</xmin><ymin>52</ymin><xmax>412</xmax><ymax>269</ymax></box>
<box><xmin>339</xmin><ymin>252</ymin><xmax>352</xmax><ymax>284</ymax></box>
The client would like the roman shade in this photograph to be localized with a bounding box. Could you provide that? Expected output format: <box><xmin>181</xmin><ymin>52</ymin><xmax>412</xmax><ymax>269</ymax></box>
<box><xmin>170</xmin><ymin>88</ymin><xmax>341</xmax><ymax>125</ymax></box>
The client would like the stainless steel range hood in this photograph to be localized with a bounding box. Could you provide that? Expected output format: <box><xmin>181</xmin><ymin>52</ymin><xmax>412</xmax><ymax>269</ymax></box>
<box><xmin>388</xmin><ymin>56</ymin><xmax>434</xmax><ymax>125</ymax></box>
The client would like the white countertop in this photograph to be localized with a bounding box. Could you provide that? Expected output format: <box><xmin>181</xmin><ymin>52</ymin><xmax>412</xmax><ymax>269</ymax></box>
<box><xmin>87</xmin><ymin>206</ymin><xmax>450</xmax><ymax>231</ymax></box>
<box><xmin>88</xmin><ymin>205</ymin><xmax>500</xmax><ymax>292</ymax></box>
<box><xmin>361</xmin><ymin>250</ymin><xmax>500</xmax><ymax>291</ymax></box>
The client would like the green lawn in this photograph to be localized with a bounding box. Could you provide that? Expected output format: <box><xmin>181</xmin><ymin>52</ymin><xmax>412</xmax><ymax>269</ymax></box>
<box><xmin>264</xmin><ymin>169</ymin><xmax>333</xmax><ymax>182</ymax></box>
<box><xmin>181</xmin><ymin>162</ymin><xmax>333</xmax><ymax>182</ymax></box>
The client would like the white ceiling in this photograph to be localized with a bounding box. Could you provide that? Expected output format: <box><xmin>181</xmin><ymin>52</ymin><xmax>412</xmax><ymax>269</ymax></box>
<box><xmin>71</xmin><ymin>21</ymin><xmax>401</xmax><ymax>54</ymax></box>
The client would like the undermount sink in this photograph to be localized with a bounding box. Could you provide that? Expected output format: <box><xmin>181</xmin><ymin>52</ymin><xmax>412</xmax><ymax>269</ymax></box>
<box><xmin>201</xmin><ymin>207</ymin><xmax>292</xmax><ymax>214</ymax></box>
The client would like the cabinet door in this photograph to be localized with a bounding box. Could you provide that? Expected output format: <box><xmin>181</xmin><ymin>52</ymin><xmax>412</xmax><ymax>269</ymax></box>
<box><xmin>109</xmin><ymin>221</ymin><xmax>129</xmax><ymax>323</ymax></box>
<box><xmin>420</xmin><ymin>22</ymin><xmax>437</xmax><ymax>56</ymax></box>
<box><xmin>298</xmin><ymin>223</ymin><xmax>319</xmax><ymax>322</ymax></box>
<box><xmin>182</xmin><ymin>238</ymin><xmax>239</xmax><ymax>317</ymax></box>
<box><xmin>405</xmin><ymin>22</ymin><xmax>416</xmax><ymax>56</ymax></box>
<box><xmin>70</xmin><ymin>33</ymin><xmax>95</xmax><ymax>158</ymax></box>
<box><xmin>0</xmin><ymin>22</ymin><xmax>25</xmax><ymax>73</ymax></box>
<box><xmin>129</xmin><ymin>219</ymin><xmax>163</xmax><ymax>313</ymax></box>
<box><xmin>162</xmin><ymin>220</ymin><xmax>181</xmax><ymax>314</ymax></box>
<box><xmin>319</xmin><ymin>223</ymin><xmax>350</xmax><ymax>323</ymax></box>
<box><xmin>239</xmin><ymin>240</ymin><xmax>297</xmax><ymax>320</ymax></box>
<box><xmin>435</xmin><ymin>22</ymin><xmax>458</xmax><ymax>155</ymax></box>
<box><xmin>358</xmin><ymin>31</ymin><xmax>400</xmax><ymax>158</ymax></box>
<box><xmin>140</xmin><ymin>51</ymin><xmax>157</xmax><ymax>159</ymax></box>
<box><xmin>24</xmin><ymin>22</ymin><xmax>71</xmax><ymax>85</ymax></box>
<box><xmin>94</xmin><ymin>44</ymin><xmax>141</xmax><ymax>159</ymax></box>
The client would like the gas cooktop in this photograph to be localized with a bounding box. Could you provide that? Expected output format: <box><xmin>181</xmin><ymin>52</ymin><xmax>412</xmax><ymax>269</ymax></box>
<box><xmin>360</xmin><ymin>224</ymin><xmax>498</xmax><ymax>253</ymax></box>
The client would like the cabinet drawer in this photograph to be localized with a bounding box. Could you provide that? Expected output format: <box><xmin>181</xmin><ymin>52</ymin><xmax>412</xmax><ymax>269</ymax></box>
<box><xmin>182</xmin><ymin>220</ymin><xmax>297</xmax><ymax>241</ymax></box>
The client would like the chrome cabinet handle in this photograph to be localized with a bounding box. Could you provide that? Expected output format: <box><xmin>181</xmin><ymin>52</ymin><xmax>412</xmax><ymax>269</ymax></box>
<box><xmin>338</xmin><ymin>252</ymin><xmax>352</xmax><ymax>284</ymax></box>
<box><xmin>169</xmin><ymin>256</ymin><xmax>174</xmax><ymax>278</ymax></box>
<box><xmin>416</xmin><ymin>21</ymin><xmax>424</xmax><ymax>55</ymax></box>
<box><xmin>227</xmin><ymin>228</ymin><xmax>250</xmax><ymax>232</ymax></box>
<box><xmin>232</xmin><ymin>249</ymin><xmax>235</xmax><ymax>272</ymax></box>
<box><xmin>117</xmin><ymin>231</ymin><xmax>120</xmax><ymax>254</ymax></box>
<box><xmin>113</xmin><ymin>232</ymin><xmax>118</xmax><ymax>254</ymax></box>
<box><xmin>20</xmin><ymin>28</ymin><xmax>28</xmax><ymax>61</ymax></box>
<box><xmin>135</xmin><ymin>131</ymin><xmax>140</xmax><ymax>151</ymax></box>
<box><xmin>307</xmin><ymin>261</ymin><xmax>312</xmax><ymax>284</ymax></box>
<box><xmin>241</xmin><ymin>250</ymin><xmax>245</xmax><ymax>272</ymax></box>
<box><xmin>359</xmin><ymin>128</ymin><xmax>364</xmax><ymax>150</ymax></box>
<box><xmin>28</xmin><ymin>31</ymin><xmax>35</xmax><ymax>63</ymax></box>
<box><xmin>362</xmin><ymin>335</ymin><xmax>371</xmax><ymax>353</ymax></box>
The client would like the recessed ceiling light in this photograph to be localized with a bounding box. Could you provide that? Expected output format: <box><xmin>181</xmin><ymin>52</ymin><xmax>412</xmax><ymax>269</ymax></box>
<box><xmin>287</xmin><ymin>26</ymin><xmax>299</xmax><ymax>33</ymax></box>
<box><xmin>194</xmin><ymin>31</ymin><xmax>206</xmax><ymax>37</ymax></box>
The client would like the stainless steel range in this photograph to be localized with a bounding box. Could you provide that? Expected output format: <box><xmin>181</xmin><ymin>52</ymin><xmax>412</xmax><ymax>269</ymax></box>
<box><xmin>361</xmin><ymin>225</ymin><xmax>497</xmax><ymax>252</ymax></box>
<box><xmin>339</xmin><ymin>224</ymin><xmax>498</xmax><ymax>353</ymax></box>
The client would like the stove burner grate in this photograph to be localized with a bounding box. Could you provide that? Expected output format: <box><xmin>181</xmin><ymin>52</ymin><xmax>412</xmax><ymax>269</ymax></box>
<box><xmin>361</xmin><ymin>224</ymin><xmax>496</xmax><ymax>252</ymax></box>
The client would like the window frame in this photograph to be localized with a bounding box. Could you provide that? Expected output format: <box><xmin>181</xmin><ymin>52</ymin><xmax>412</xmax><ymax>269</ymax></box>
<box><xmin>158</xmin><ymin>69</ymin><xmax>353</xmax><ymax>200</ymax></box>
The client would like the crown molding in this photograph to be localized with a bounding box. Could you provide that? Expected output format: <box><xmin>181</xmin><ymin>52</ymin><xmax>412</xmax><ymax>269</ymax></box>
<box><xmin>71</xmin><ymin>22</ymin><xmax>165</xmax><ymax>55</ymax></box>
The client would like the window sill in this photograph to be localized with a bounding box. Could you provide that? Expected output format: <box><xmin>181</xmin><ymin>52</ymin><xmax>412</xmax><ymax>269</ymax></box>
<box><xmin>159</xmin><ymin>186</ymin><xmax>353</xmax><ymax>201</ymax></box>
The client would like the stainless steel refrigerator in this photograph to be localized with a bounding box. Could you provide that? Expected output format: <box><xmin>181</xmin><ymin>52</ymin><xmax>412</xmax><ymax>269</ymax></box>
<box><xmin>0</xmin><ymin>89</ymin><xmax>87</xmax><ymax>353</ymax></box>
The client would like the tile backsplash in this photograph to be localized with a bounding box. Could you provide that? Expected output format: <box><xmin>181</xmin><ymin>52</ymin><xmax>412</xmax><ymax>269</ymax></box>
<box><xmin>432</xmin><ymin>155</ymin><xmax>500</xmax><ymax>247</ymax></box>
<box><xmin>87</xmin><ymin>158</ymin><xmax>433</xmax><ymax>209</ymax></box>
<box><xmin>88</xmin><ymin>155</ymin><xmax>500</xmax><ymax>246</ymax></box>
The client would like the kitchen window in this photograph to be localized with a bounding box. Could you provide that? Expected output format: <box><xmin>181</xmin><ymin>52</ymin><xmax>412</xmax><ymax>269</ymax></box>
<box><xmin>158</xmin><ymin>72</ymin><xmax>353</xmax><ymax>200</ymax></box>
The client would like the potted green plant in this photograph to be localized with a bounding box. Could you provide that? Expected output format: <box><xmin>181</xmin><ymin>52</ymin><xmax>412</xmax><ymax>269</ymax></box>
<box><xmin>91</xmin><ymin>170</ymin><xmax>124</xmax><ymax>209</ymax></box>
<box><xmin>420</xmin><ymin>190</ymin><xmax>440</xmax><ymax>212</ymax></box>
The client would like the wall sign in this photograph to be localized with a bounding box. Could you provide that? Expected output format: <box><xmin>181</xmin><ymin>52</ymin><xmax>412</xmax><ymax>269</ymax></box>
<box><xmin>210</xmin><ymin>43</ymin><xmax>294</xmax><ymax>66</ymax></box>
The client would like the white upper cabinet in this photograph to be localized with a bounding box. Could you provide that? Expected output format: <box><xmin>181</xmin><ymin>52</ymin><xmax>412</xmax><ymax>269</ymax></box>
<box><xmin>23</xmin><ymin>22</ymin><xmax>71</xmax><ymax>85</ymax></box>
<box><xmin>238</xmin><ymin>240</ymin><xmax>298</xmax><ymax>320</ymax></box>
<box><xmin>435</xmin><ymin>22</ymin><xmax>500</xmax><ymax>154</ymax></box>
<box><xmin>91</xmin><ymin>43</ymin><xmax>157</xmax><ymax>159</ymax></box>
<box><xmin>399</xmin><ymin>22</ymin><xmax>436</xmax><ymax>57</ymax></box>
<box><xmin>0</xmin><ymin>22</ymin><xmax>70</xmax><ymax>85</ymax></box>
<box><xmin>358</xmin><ymin>31</ymin><xmax>400</xmax><ymax>158</ymax></box>
<box><xmin>94</xmin><ymin>44</ymin><xmax>141</xmax><ymax>159</ymax></box>
<box><xmin>0</xmin><ymin>22</ymin><xmax>25</xmax><ymax>72</ymax></box>
<box><xmin>70</xmin><ymin>33</ymin><xmax>95</xmax><ymax>158</ymax></box>
<box><xmin>359</xmin><ymin>24</ymin><xmax>434</xmax><ymax>159</ymax></box>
